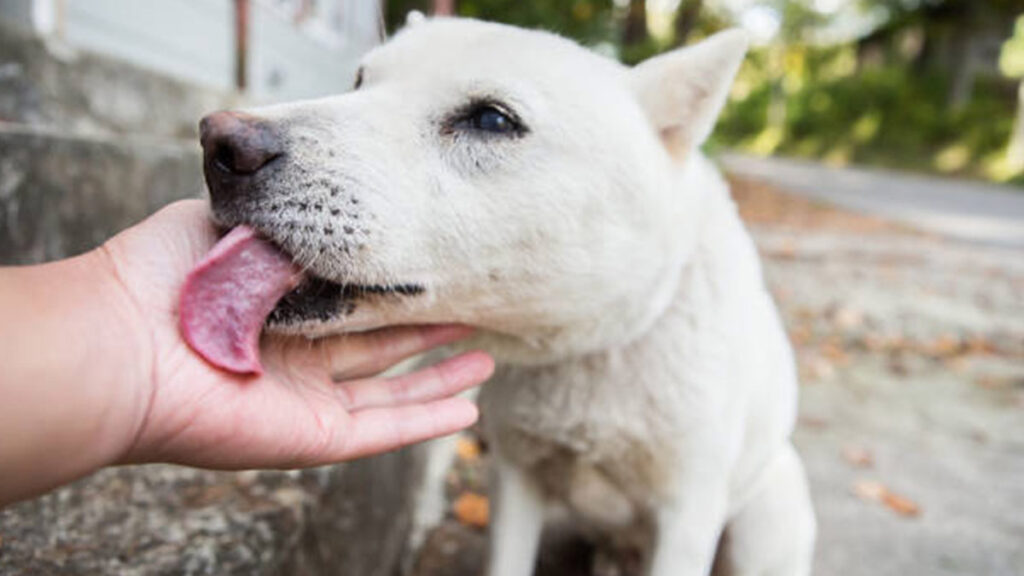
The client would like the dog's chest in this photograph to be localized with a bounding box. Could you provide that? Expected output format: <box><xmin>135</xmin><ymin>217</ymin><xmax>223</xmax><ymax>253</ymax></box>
<box><xmin>483</xmin><ymin>357</ymin><xmax>674</xmax><ymax>491</ymax></box>
<box><xmin>479</xmin><ymin>296</ymin><xmax>735</xmax><ymax>510</ymax></box>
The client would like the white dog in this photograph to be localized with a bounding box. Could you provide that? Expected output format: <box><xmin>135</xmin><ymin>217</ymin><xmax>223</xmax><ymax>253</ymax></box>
<box><xmin>198</xmin><ymin>16</ymin><xmax>815</xmax><ymax>576</ymax></box>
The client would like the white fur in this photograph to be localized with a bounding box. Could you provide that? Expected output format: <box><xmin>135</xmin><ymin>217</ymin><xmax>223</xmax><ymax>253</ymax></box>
<box><xmin>229</xmin><ymin>18</ymin><xmax>815</xmax><ymax>575</ymax></box>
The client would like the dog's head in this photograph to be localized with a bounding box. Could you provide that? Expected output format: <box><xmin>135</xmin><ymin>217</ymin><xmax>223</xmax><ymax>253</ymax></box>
<box><xmin>201</xmin><ymin>18</ymin><xmax>747</xmax><ymax>362</ymax></box>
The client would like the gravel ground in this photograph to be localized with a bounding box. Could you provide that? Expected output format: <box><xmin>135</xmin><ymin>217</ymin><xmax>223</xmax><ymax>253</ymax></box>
<box><xmin>411</xmin><ymin>178</ymin><xmax>1024</xmax><ymax>576</ymax></box>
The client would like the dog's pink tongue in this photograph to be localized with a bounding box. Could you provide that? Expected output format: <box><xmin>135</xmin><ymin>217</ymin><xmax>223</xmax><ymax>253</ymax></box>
<box><xmin>179</xmin><ymin>226</ymin><xmax>302</xmax><ymax>375</ymax></box>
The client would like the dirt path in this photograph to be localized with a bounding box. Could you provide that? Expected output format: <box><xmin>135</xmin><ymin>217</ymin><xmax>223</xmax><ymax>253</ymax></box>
<box><xmin>411</xmin><ymin>178</ymin><xmax>1024</xmax><ymax>576</ymax></box>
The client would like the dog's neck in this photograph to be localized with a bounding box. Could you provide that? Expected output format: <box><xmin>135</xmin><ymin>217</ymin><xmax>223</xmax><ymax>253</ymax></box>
<box><xmin>474</xmin><ymin>155</ymin><xmax>762</xmax><ymax>366</ymax></box>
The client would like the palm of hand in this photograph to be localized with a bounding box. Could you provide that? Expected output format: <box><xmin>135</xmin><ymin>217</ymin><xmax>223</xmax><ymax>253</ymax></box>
<box><xmin>103</xmin><ymin>200</ymin><xmax>490</xmax><ymax>469</ymax></box>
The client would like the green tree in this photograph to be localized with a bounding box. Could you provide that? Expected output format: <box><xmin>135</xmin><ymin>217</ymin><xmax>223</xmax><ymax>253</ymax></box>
<box><xmin>1002</xmin><ymin>16</ymin><xmax>1024</xmax><ymax>171</ymax></box>
<box><xmin>672</xmin><ymin>0</ymin><xmax>704</xmax><ymax>46</ymax></box>
<box><xmin>747</xmin><ymin>0</ymin><xmax>833</xmax><ymax>152</ymax></box>
<box><xmin>622</xmin><ymin>0</ymin><xmax>649</xmax><ymax>47</ymax></box>
<box><xmin>855</xmin><ymin>0</ymin><xmax>1020</xmax><ymax>107</ymax></box>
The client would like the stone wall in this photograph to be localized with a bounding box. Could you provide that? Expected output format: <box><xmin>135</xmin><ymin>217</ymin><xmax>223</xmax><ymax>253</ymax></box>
<box><xmin>0</xmin><ymin>126</ymin><xmax>204</xmax><ymax>264</ymax></box>
<box><xmin>0</xmin><ymin>18</ymin><xmax>215</xmax><ymax>266</ymax></box>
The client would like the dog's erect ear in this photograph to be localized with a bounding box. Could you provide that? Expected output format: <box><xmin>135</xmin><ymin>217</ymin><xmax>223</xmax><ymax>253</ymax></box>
<box><xmin>630</xmin><ymin>29</ymin><xmax>749</xmax><ymax>160</ymax></box>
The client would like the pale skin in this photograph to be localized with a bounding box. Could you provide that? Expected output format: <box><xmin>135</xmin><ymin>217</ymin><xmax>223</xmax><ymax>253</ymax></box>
<box><xmin>0</xmin><ymin>199</ymin><xmax>494</xmax><ymax>507</ymax></box>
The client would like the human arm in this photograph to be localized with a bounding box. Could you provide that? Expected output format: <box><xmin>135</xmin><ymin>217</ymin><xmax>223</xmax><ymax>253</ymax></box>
<box><xmin>0</xmin><ymin>200</ymin><xmax>493</xmax><ymax>506</ymax></box>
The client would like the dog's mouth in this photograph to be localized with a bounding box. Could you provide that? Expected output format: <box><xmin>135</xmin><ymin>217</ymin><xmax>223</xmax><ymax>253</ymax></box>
<box><xmin>179</xmin><ymin>224</ymin><xmax>424</xmax><ymax>375</ymax></box>
<box><xmin>268</xmin><ymin>276</ymin><xmax>426</xmax><ymax>326</ymax></box>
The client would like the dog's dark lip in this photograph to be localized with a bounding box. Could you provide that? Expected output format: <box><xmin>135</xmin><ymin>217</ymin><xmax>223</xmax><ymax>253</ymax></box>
<box><xmin>267</xmin><ymin>276</ymin><xmax>425</xmax><ymax>326</ymax></box>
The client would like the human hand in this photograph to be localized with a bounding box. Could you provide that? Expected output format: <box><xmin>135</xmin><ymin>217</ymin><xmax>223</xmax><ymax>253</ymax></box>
<box><xmin>99</xmin><ymin>200</ymin><xmax>493</xmax><ymax>469</ymax></box>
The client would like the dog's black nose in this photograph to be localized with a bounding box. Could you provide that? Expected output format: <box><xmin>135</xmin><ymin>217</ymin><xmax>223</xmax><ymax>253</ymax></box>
<box><xmin>200</xmin><ymin>111</ymin><xmax>282</xmax><ymax>202</ymax></box>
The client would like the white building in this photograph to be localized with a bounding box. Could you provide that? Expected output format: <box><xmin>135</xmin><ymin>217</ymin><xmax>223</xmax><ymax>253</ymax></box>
<box><xmin>0</xmin><ymin>0</ymin><xmax>383</xmax><ymax>101</ymax></box>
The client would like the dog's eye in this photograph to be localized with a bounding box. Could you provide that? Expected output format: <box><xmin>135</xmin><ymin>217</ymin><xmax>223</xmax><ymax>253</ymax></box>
<box><xmin>449</xmin><ymin>101</ymin><xmax>526</xmax><ymax>137</ymax></box>
<box><xmin>353</xmin><ymin>66</ymin><xmax>364</xmax><ymax>90</ymax></box>
<box><xmin>471</xmin><ymin>106</ymin><xmax>515</xmax><ymax>133</ymax></box>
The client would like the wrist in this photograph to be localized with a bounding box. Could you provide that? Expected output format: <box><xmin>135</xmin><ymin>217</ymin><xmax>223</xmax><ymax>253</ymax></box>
<box><xmin>0</xmin><ymin>248</ymin><xmax>154</xmax><ymax>505</ymax></box>
<box><xmin>88</xmin><ymin>243</ymin><xmax>159</xmax><ymax>464</ymax></box>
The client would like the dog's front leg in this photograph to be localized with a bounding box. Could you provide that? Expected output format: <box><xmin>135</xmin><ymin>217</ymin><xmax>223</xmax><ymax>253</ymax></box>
<box><xmin>648</xmin><ymin>468</ymin><xmax>730</xmax><ymax>576</ymax></box>
<box><xmin>487</xmin><ymin>458</ymin><xmax>545</xmax><ymax>576</ymax></box>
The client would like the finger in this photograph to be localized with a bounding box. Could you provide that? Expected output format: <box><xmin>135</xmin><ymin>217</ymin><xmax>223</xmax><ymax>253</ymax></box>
<box><xmin>334</xmin><ymin>397</ymin><xmax>479</xmax><ymax>460</ymax></box>
<box><xmin>277</xmin><ymin>324</ymin><xmax>475</xmax><ymax>380</ymax></box>
<box><xmin>329</xmin><ymin>324</ymin><xmax>475</xmax><ymax>380</ymax></box>
<box><xmin>339</xmin><ymin>351</ymin><xmax>494</xmax><ymax>411</ymax></box>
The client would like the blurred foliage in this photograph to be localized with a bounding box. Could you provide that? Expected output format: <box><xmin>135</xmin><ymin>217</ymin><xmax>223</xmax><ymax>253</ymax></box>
<box><xmin>713</xmin><ymin>47</ymin><xmax>1020</xmax><ymax>183</ymax></box>
<box><xmin>1003</xmin><ymin>16</ymin><xmax>1024</xmax><ymax>78</ymax></box>
<box><xmin>715</xmin><ymin>0</ymin><xmax>1024</xmax><ymax>184</ymax></box>
<box><xmin>384</xmin><ymin>0</ymin><xmax>1024</xmax><ymax>184</ymax></box>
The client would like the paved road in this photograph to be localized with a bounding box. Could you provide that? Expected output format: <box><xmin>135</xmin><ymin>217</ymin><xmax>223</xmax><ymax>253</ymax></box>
<box><xmin>720</xmin><ymin>154</ymin><xmax>1024</xmax><ymax>248</ymax></box>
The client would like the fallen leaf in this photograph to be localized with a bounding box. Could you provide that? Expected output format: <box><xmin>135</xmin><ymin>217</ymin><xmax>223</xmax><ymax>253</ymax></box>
<box><xmin>813</xmin><ymin>356</ymin><xmax>836</xmax><ymax>380</ymax></box>
<box><xmin>794</xmin><ymin>307</ymin><xmax>816</xmax><ymax>322</ymax></box>
<box><xmin>852</xmin><ymin>480</ymin><xmax>886</xmax><ymax>502</ymax></box>
<box><xmin>882</xmin><ymin>492</ymin><xmax>921</xmax><ymax>517</ymax></box>
<box><xmin>456</xmin><ymin>436</ymin><xmax>481</xmax><ymax>462</ymax></box>
<box><xmin>927</xmin><ymin>333</ymin><xmax>962</xmax><ymax>358</ymax></box>
<box><xmin>821</xmin><ymin>342</ymin><xmax>849</xmax><ymax>365</ymax></box>
<box><xmin>832</xmin><ymin>306</ymin><xmax>865</xmax><ymax>331</ymax></box>
<box><xmin>842</xmin><ymin>446</ymin><xmax>874</xmax><ymax>468</ymax></box>
<box><xmin>453</xmin><ymin>492</ymin><xmax>489</xmax><ymax>528</ymax></box>
<box><xmin>789</xmin><ymin>325</ymin><xmax>813</xmax><ymax>347</ymax></box>
<box><xmin>965</xmin><ymin>336</ymin><xmax>997</xmax><ymax>356</ymax></box>
<box><xmin>852</xmin><ymin>480</ymin><xmax>921</xmax><ymax>518</ymax></box>
<box><xmin>943</xmin><ymin>356</ymin><xmax>968</xmax><ymax>374</ymax></box>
